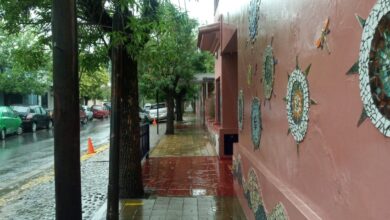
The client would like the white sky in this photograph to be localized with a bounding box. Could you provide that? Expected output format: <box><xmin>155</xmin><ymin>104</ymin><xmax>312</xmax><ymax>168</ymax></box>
<box><xmin>171</xmin><ymin>0</ymin><xmax>215</xmax><ymax>25</ymax></box>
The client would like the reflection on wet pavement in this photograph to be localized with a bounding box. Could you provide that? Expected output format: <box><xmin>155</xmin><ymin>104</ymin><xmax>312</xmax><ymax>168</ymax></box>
<box><xmin>120</xmin><ymin>196</ymin><xmax>246</xmax><ymax>220</ymax></box>
<box><xmin>120</xmin><ymin>114</ymin><xmax>246</xmax><ymax>219</ymax></box>
<box><xmin>143</xmin><ymin>157</ymin><xmax>233</xmax><ymax>197</ymax></box>
<box><xmin>149</xmin><ymin>123</ymin><xmax>216</xmax><ymax>157</ymax></box>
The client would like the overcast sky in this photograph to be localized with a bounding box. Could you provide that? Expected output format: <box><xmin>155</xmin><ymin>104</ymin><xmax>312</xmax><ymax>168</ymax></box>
<box><xmin>171</xmin><ymin>0</ymin><xmax>214</xmax><ymax>25</ymax></box>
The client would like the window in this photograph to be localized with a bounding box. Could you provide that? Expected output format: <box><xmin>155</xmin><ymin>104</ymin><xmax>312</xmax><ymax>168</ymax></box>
<box><xmin>1</xmin><ymin>108</ymin><xmax>9</xmax><ymax>117</ymax></box>
<box><xmin>12</xmin><ymin>106</ymin><xmax>29</xmax><ymax>113</ymax></box>
<box><xmin>40</xmin><ymin>108</ymin><xmax>47</xmax><ymax>115</ymax></box>
<box><xmin>6</xmin><ymin>108</ymin><xmax>16</xmax><ymax>117</ymax></box>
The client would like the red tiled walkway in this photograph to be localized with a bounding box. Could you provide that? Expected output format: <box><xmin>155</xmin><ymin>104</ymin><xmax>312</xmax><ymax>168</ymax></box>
<box><xmin>119</xmin><ymin>115</ymin><xmax>246</xmax><ymax>219</ymax></box>
<box><xmin>143</xmin><ymin>157</ymin><xmax>234</xmax><ymax>197</ymax></box>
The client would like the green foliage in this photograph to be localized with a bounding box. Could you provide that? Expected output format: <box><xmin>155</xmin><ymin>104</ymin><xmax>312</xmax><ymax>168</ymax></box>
<box><xmin>138</xmin><ymin>1</ymin><xmax>201</xmax><ymax>100</ymax></box>
<box><xmin>0</xmin><ymin>0</ymin><xmax>162</xmax><ymax>96</ymax></box>
<box><xmin>0</xmin><ymin>26</ymin><xmax>51</xmax><ymax>95</ymax></box>
<box><xmin>0</xmin><ymin>0</ymin><xmax>113</xmax><ymax>97</ymax></box>
<box><xmin>79</xmin><ymin>67</ymin><xmax>110</xmax><ymax>101</ymax></box>
<box><xmin>0</xmin><ymin>0</ymin><xmax>51</xmax><ymax>31</ymax></box>
<box><xmin>192</xmin><ymin>51</ymin><xmax>215</xmax><ymax>73</ymax></box>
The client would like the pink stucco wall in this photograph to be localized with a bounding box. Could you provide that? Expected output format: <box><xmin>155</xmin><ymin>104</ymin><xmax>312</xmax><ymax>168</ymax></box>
<box><xmin>213</xmin><ymin>0</ymin><xmax>390</xmax><ymax>219</ymax></box>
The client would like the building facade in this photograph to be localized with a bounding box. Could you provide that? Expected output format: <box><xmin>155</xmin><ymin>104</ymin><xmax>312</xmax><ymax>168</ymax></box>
<box><xmin>199</xmin><ymin>0</ymin><xmax>390</xmax><ymax>219</ymax></box>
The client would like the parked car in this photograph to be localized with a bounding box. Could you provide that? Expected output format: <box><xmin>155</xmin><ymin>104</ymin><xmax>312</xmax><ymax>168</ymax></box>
<box><xmin>44</xmin><ymin>108</ymin><xmax>90</xmax><ymax>125</ymax></box>
<box><xmin>91</xmin><ymin>105</ymin><xmax>110</xmax><ymax>119</ymax></box>
<box><xmin>103</xmin><ymin>102</ymin><xmax>111</xmax><ymax>111</ymax></box>
<box><xmin>81</xmin><ymin>105</ymin><xmax>93</xmax><ymax>121</ymax></box>
<box><xmin>80</xmin><ymin>108</ymin><xmax>88</xmax><ymax>124</ymax></box>
<box><xmin>11</xmin><ymin>105</ymin><xmax>53</xmax><ymax>132</ymax></box>
<box><xmin>143</xmin><ymin>103</ymin><xmax>152</xmax><ymax>112</ymax></box>
<box><xmin>139</xmin><ymin>107</ymin><xmax>151</xmax><ymax>123</ymax></box>
<box><xmin>0</xmin><ymin>106</ymin><xmax>23</xmax><ymax>139</ymax></box>
<box><xmin>148</xmin><ymin>103</ymin><xmax>167</xmax><ymax>121</ymax></box>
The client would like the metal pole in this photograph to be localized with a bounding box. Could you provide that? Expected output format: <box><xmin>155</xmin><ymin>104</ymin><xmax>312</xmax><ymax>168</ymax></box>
<box><xmin>52</xmin><ymin>0</ymin><xmax>81</xmax><ymax>219</ymax></box>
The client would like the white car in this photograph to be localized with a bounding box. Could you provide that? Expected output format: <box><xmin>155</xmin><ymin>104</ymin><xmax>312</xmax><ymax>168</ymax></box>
<box><xmin>143</xmin><ymin>103</ymin><xmax>152</xmax><ymax>112</ymax></box>
<box><xmin>81</xmin><ymin>105</ymin><xmax>93</xmax><ymax>121</ymax></box>
<box><xmin>148</xmin><ymin>103</ymin><xmax>167</xmax><ymax>121</ymax></box>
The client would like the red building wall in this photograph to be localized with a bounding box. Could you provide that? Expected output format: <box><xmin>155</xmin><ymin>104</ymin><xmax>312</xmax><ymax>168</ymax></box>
<box><xmin>213</xmin><ymin>0</ymin><xmax>390</xmax><ymax>219</ymax></box>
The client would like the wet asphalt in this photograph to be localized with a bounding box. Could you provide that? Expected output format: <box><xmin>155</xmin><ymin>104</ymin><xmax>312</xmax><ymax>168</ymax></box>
<box><xmin>0</xmin><ymin>118</ymin><xmax>166</xmax><ymax>220</ymax></box>
<box><xmin>0</xmin><ymin>118</ymin><xmax>110</xmax><ymax>197</ymax></box>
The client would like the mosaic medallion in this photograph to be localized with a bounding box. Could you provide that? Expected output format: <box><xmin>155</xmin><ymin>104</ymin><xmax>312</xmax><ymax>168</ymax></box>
<box><xmin>251</xmin><ymin>97</ymin><xmax>262</xmax><ymax>150</ymax></box>
<box><xmin>268</xmin><ymin>203</ymin><xmax>289</xmax><ymax>220</ymax></box>
<box><xmin>244</xmin><ymin>169</ymin><xmax>267</xmax><ymax>220</ymax></box>
<box><xmin>232</xmin><ymin>154</ymin><xmax>243</xmax><ymax>186</ymax></box>
<box><xmin>348</xmin><ymin>0</ymin><xmax>390</xmax><ymax>136</ymax></box>
<box><xmin>248</xmin><ymin>0</ymin><xmax>261</xmax><ymax>44</ymax></box>
<box><xmin>238</xmin><ymin>90</ymin><xmax>244</xmax><ymax>131</ymax></box>
<box><xmin>234</xmin><ymin>163</ymin><xmax>290</xmax><ymax>220</ymax></box>
<box><xmin>263</xmin><ymin>45</ymin><xmax>275</xmax><ymax>100</ymax></box>
<box><xmin>285</xmin><ymin>61</ymin><xmax>314</xmax><ymax>145</ymax></box>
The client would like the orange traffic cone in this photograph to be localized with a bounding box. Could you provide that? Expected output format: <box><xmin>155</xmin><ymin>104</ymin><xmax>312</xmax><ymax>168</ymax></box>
<box><xmin>152</xmin><ymin>118</ymin><xmax>157</xmax><ymax>126</ymax></box>
<box><xmin>87</xmin><ymin>137</ymin><xmax>96</xmax><ymax>154</ymax></box>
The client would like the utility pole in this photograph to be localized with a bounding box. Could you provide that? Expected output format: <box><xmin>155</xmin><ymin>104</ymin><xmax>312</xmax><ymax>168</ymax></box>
<box><xmin>52</xmin><ymin>0</ymin><xmax>81</xmax><ymax>219</ymax></box>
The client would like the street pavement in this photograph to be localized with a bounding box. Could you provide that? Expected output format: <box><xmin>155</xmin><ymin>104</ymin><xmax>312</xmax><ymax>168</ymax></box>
<box><xmin>0</xmin><ymin>119</ymin><xmax>110</xmax><ymax>198</ymax></box>
<box><xmin>0</xmin><ymin>120</ymin><xmax>166</xmax><ymax>220</ymax></box>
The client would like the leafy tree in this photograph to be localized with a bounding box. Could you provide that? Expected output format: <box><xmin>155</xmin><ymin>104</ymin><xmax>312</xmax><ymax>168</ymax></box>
<box><xmin>0</xmin><ymin>26</ymin><xmax>51</xmax><ymax>95</ymax></box>
<box><xmin>78</xmin><ymin>1</ymin><xmax>159</xmax><ymax>205</ymax></box>
<box><xmin>139</xmin><ymin>1</ymin><xmax>198</xmax><ymax>134</ymax></box>
<box><xmin>0</xmin><ymin>0</ymin><xmax>159</xmax><ymax>209</ymax></box>
<box><xmin>174</xmin><ymin>51</ymin><xmax>214</xmax><ymax>120</ymax></box>
<box><xmin>192</xmin><ymin>51</ymin><xmax>215</xmax><ymax>73</ymax></box>
<box><xmin>79</xmin><ymin>67</ymin><xmax>110</xmax><ymax>103</ymax></box>
<box><xmin>0</xmin><ymin>0</ymin><xmax>110</xmax><ymax>96</ymax></box>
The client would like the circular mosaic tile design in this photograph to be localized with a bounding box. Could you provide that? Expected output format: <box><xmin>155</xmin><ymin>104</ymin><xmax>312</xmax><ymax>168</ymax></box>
<box><xmin>268</xmin><ymin>203</ymin><xmax>289</xmax><ymax>220</ymax></box>
<box><xmin>263</xmin><ymin>45</ymin><xmax>275</xmax><ymax>100</ymax></box>
<box><xmin>248</xmin><ymin>0</ymin><xmax>261</xmax><ymax>44</ymax></box>
<box><xmin>238</xmin><ymin>90</ymin><xmax>244</xmax><ymax>131</ymax></box>
<box><xmin>251</xmin><ymin>97</ymin><xmax>262</xmax><ymax>149</ymax></box>
<box><xmin>359</xmin><ymin>0</ymin><xmax>390</xmax><ymax>136</ymax></box>
<box><xmin>286</xmin><ymin>69</ymin><xmax>310</xmax><ymax>143</ymax></box>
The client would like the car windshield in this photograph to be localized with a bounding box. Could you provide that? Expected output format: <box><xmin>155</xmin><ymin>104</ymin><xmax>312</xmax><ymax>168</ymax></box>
<box><xmin>93</xmin><ymin>106</ymin><xmax>103</xmax><ymax>110</ymax></box>
<box><xmin>150</xmin><ymin>103</ymin><xmax>165</xmax><ymax>110</ymax></box>
<box><xmin>11</xmin><ymin>106</ymin><xmax>29</xmax><ymax>113</ymax></box>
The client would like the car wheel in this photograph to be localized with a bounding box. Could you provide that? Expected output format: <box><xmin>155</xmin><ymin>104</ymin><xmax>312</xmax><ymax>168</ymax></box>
<box><xmin>1</xmin><ymin>129</ymin><xmax>5</xmax><ymax>140</ymax></box>
<box><xmin>47</xmin><ymin>120</ymin><xmax>53</xmax><ymax>129</ymax></box>
<box><xmin>17</xmin><ymin>127</ymin><xmax>23</xmax><ymax>135</ymax></box>
<box><xmin>32</xmin><ymin>122</ymin><xmax>37</xmax><ymax>132</ymax></box>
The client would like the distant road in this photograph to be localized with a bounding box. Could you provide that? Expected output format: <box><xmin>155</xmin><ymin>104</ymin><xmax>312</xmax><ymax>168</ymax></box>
<box><xmin>0</xmin><ymin>119</ymin><xmax>110</xmax><ymax>197</ymax></box>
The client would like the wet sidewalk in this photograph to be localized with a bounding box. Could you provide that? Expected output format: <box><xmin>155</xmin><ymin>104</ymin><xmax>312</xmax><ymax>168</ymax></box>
<box><xmin>119</xmin><ymin>115</ymin><xmax>246</xmax><ymax>219</ymax></box>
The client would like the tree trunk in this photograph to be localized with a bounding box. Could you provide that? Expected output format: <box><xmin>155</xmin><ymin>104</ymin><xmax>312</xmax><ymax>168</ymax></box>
<box><xmin>106</xmin><ymin>8</ymin><xmax>121</xmax><ymax>220</ymax></box>
<box><xmin>84</xmin><ymin>98</ymin><xmax>89</xmax><ymax>105</ymax></box>
<box><xmin>175</xmin><ymin>95</ymin><xmax>183</xmax><ymax>122</ymax></box>
<box><xmin>52</xmin><ymin>0</ymin><xmax>82</xmax><ymax>219</ymax></box>
<box><xmin>166</xmin><ymin>92</ymin><xmax>175</xmax><ymax>135</ymax></box>
<box><xmin>191</xmin><ymin>100</ymin><xmax>196</xmax><ymax>113</ymax></box>
<box><xmin>118</xmin><ymin>47</ymin><xmax>144</xmax><ymax>198</ymax></box>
